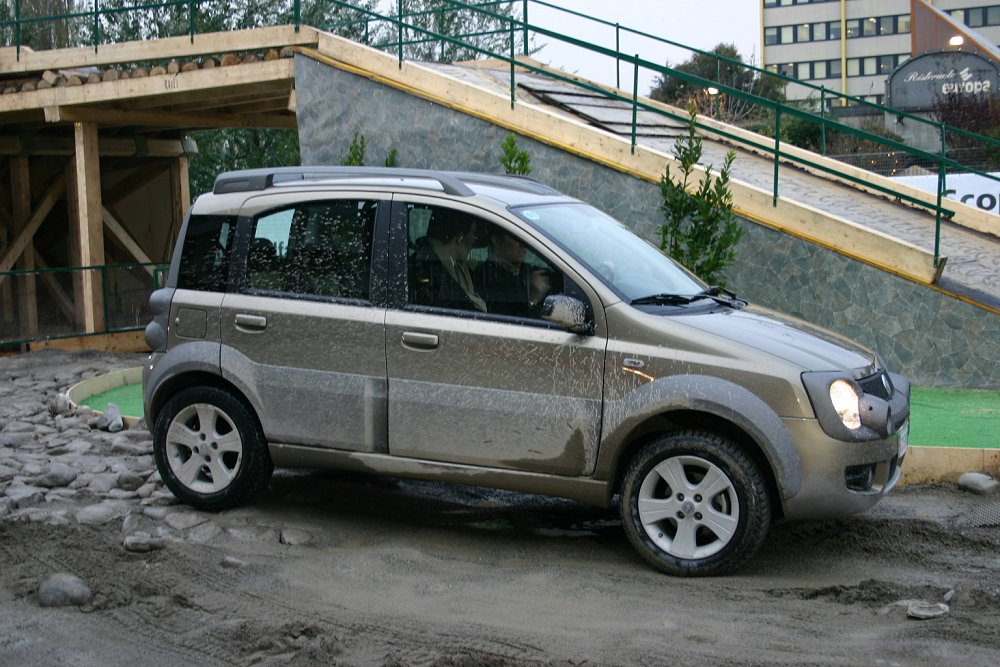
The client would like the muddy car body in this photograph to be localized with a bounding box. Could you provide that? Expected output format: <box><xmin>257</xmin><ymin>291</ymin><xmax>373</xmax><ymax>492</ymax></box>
<box><xmin>143</xmin><ymin>167</ymin><xmax>910</xmax><ymax>575</ymax></box>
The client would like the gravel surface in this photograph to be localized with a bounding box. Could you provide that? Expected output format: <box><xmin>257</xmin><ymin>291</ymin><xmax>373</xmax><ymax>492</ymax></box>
<box><xmin>2</xmin><ymin>351</ymin><xmax>999</xmax><ymax>666</ymax></box>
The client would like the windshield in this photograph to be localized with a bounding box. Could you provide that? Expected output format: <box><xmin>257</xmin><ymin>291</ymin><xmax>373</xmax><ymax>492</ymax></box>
<box><xmin>511</xmin><ymin>202</ymin><xmax>704</xmax><ymax>301</ymax></box>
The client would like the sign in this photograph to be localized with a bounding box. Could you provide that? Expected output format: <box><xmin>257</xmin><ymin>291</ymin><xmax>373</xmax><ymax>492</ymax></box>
<box><xmin>891</xmin><ymin>172</ymin><xmax>1000</xmax><ymax>215</ymax></box>
<box><xmin>887</xmin><ymin>51</ymin><xmax>998</xmax><ymax>112</ymax></box>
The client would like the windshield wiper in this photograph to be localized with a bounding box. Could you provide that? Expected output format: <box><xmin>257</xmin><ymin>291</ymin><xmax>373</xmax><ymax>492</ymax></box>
<box><xmin>630</xmin><ymin>293</ymin><xmax>698</xmax><ymax>306</ymax></box>
<box><xmin>631</xmin><ymin>287</ymin><xmax>748</xmax><ymax>309</ymax></box>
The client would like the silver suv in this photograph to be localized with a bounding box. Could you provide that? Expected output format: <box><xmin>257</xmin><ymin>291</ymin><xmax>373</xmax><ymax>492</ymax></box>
<box><xmin>143</xmin><ymin>167</ymin><xmax>910</xmax><ymax>576</ymax></box>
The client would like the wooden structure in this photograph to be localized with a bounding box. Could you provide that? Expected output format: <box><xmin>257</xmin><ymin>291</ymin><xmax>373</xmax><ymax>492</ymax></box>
<box><xmin>0</xmin><ymin>26</ymin><xmax>319</xmax><ymax>340</ymax></box>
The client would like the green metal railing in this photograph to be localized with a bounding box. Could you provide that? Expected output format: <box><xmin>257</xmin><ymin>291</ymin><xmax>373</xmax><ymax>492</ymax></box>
<box><xmin>4</xmin><ymin>0</ymin><xmax>999</xmax><ymax>267</ymax></box>
<box><xmin>0</xmin><ymin>262</ymin><xmax>168</xmax><ymax>347</ymax></box>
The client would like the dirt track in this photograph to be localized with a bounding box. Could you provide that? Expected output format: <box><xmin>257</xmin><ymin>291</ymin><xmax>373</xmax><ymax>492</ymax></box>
<box><xmin>1</xmin><ymin>352</ymin><xmax>999</xmax><ymax>666</ymax></box>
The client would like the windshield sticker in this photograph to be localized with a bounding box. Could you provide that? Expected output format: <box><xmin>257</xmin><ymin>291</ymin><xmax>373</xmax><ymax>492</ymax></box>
<box><xmin>522</xmin><ymin>210</ymin><xmax>540</xmax><ymax>221</ymax></box>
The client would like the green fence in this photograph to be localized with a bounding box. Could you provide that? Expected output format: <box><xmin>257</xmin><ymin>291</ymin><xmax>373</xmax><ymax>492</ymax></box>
<box><xmin>3</xmin><ymin>0</ymin><xmax>999</xmax><ymax>268</ymax></box>
<box><xmin>0</xmin><ymin>262</ymin><xmax>168</xmax><ymax>347</ymax></box>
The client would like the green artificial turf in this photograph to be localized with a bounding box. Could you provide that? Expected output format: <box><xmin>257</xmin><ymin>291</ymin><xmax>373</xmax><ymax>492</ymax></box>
<box><xmin>75</xmin><ymin>383</ymin><xmax>999</xmax><ymax>449</ymax></box>
<box><xmin>908</xmin><ymin>387</ymin><xmax>999</xmax><ymax>449</ymax></box>
<box><xmin>79</xmin><ymin>383</ymin><xmax>144</xmax><ymax>420</ymax></box>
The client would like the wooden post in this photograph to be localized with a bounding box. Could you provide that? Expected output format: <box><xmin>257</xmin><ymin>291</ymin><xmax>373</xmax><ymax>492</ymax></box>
<box><xmin>167</xmin><ymin>156</ymin><xmax>191</xmax><ymax>263</ymax></box>
<box><xmin>10</xmin><ymin>156</ymin><xmax>38</xmax><ymax>336</ymax></box>
<box><xmin>69</xmin><ymin>122</ymin><xmax>105</xmax><ymax>333</ymax></box>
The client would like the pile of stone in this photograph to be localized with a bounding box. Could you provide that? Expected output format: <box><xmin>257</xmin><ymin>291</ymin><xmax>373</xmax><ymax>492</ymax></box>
<box><xmin>1</xmin><ymin>46</ymin><xmax>296</xmax><ymax>94</ymax></box>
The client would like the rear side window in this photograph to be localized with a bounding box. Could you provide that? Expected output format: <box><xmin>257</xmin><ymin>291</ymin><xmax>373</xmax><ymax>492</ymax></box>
<box><xmin>177</xmin><ymin>214</ymin><xmax>235</xmax><ymax>291</ymax></box>
<box><xmin>246</xmin><ymin>200</ymin><xmax>377</xmax><ymax>300</ymax></box>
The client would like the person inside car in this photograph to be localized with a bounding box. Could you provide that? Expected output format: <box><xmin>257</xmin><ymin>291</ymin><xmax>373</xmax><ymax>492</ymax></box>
<box><xmin>410</xmin><ymin>210</ymin><xmax>487</xmax><ymax>312</ymax></box>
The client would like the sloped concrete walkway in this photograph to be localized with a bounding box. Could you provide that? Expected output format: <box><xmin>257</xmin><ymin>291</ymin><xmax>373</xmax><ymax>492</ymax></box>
<box><xmin>434</xmin><ymin>63</ymin><xmax>1000</xmax><ymax>312</ymax></box>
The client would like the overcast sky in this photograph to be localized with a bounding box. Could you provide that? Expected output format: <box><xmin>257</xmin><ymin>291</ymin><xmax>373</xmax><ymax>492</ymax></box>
<box><xmin>527</xmin><ymin>1</ymin><xmax>762</xmax><ymax>95</ymax></box>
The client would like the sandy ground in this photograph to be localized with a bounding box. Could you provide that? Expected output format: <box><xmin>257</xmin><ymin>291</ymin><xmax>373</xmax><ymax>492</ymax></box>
<box><xmin>1</xmin><ymin>352</ymin><xmax>999</xmax><ymax>666</ymax></box>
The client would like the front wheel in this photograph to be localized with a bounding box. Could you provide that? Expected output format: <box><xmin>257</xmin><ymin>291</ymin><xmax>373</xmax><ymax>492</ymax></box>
<box><xmin>620</xmin><ymin>431</ymin><xmax>771</xmax><ymax>576</ymax></box>
<box><xmin>153</xmin><ymin>386</ymin><xmax>272</xmax><ymax>511</ymax></box>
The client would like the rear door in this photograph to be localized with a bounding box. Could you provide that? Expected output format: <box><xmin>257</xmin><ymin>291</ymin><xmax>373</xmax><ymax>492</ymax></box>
<box><xmin>384</xmin><ymin>197</ymin><xmax>607</xmax><ymax>476</ymax></box>
<box><xmin>219</xmin><ymin>191</ymin><xmax>389</xmax><ymax>453</ymax></box>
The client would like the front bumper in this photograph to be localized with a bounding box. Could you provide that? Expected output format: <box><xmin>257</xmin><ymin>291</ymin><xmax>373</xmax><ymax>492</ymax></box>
<box><xmin>780</xmin><ymin>416</ymin><xmax>908</xmax><ymax>520</ymax></box>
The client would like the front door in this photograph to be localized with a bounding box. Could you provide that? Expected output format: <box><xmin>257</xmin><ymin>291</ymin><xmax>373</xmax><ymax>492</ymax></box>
<box><xmin>385</xmin><ymin>199</ymin><xmax>606</xmax><ymax>476</ymax></box>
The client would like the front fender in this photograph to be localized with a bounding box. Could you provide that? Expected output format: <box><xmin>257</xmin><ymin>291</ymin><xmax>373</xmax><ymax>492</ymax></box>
<box><xmin>596</xmin><ymin>374</ymin><xmax>803</xmax><ymax>500</ymax></box>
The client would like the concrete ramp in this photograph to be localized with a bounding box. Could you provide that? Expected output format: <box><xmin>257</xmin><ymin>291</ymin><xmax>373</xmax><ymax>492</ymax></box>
<box><xmin>296</xmin><ymin>33</ymin><xmax>998</xmax><ymax>387</ymax></box>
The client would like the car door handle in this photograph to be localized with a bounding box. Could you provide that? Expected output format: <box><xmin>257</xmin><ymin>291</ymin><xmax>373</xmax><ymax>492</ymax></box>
<box><xmin>401</xmin><ymin>331</ymin><xmax>439</xmax><ymax>349</ymax></box>
<box><xmin>234</xmin><ymin>313</ymin><xmax>267</xmax><ymax>331</ymax></box>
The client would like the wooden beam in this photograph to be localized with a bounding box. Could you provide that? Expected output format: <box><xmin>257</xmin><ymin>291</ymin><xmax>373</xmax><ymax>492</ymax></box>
<box><xmin>29</xmin><ymin>329</ymin><xmax>150</xmax><ymax>353</ymax></box>
<box><xmin>44</xmin><ymin>106</ymin><xmax>296</xmax><ymax>130</ymax></box>
<box><xmin>33</xmin><ymin>250</ymin><xmax>75</xmax><ymax>325</ymax></box>
<box><xmin>0</xmin><ymin>59</ymin><xmax>295</xmax><ymax>114</ymax></box>
<box><xmin>70</xmin><ymin>122</ymin><xmax>105</xmax><ymax>333</ymax></box>
<box><xmin>0</xmin><ymin>173</ymin><xmax>65</xmax><ymax>277</ymax></box>
<box><xmin>0</xmin><ymin>136</ymin><xmax>194</xmax><ymax>157</ymax></box>
<box><xmin>0</xmin><ymin>25</ymin><xmax>317</xmax><ymax>74</ymax></box>
<box><xmin>10</xmin><ymin>157</ymin><xmax>38</xmax><ymax>336</ymax></box>
<box><xmin>102</xmin><ymin>206</ymin><xmax>155</xmax><ymax>273</ymax></box>
<box><xmin>169</xmin><ymin>157</ymin><xmax>191</xmax><ymax>260</ymax></box>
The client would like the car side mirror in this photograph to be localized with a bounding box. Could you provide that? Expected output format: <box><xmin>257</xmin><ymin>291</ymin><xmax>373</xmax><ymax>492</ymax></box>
<box><xmin>541</xmin><ymin>295</ymin><xmax>593</xmax><ymax>335</ymax></box>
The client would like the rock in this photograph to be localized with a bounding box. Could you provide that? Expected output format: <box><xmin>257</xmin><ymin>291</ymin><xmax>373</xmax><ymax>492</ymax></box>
<box><xmin>123</xmin><ymin>533</ymin><xmax>166</xmax><ymax>553</ymax></box>
<box><xmin>87</xmin><ymin>72</ymin><xmax>101</xmax><ymax>84</ymax></box>
<box><xmin>149</xmin><ymin>66</ymin><xmax>166</xmax><ymax>76</ymax></box>
<box><xmin>38</xmin><ymin>573</ymin><xmax>93</xmax><ymax>608</ymax></box>
<box><xmin>37</xmin><ymin>80</ymin><xmax>52</xmax><ymax>90</ymax></box>
<box><xmin>957</xmin><ymin>472</ymin><xmax>999</xmax><ymax>495</ymax></box>
<box><xmin>48</xmin><ymin>393</ymin><xmax>72</xmax><ymax>416</ymax></box>
<box><xmin>201</xmin><ymin>56</ymin><xmax>217</xmax><ymax>69</ymax></box>
<box><xmin>4</xmin><ymin>421</ymin><xmax>36</xmax><ymax>434</ymax></box>
<box><xmin>221</xmin><ymin>556</ymin><xmax>248</xmax><ymax>569</ymax></box>
<box><xmin>90</xmin><ymin>403</ymin><xmax>124</xmax><ymax>433</ymax></box>
<box><xmin>0</xmin><ymin>498</ymin><xmax>14</xmax><ymax>517</ymax></box>
<box><xmin>101</xmin><ymin>69</ymin><xmax>120</xmax><ymax>82</ymax></box>
<box><xmin>136</xmin><ymin>482</ymin><xmax>157</xmax><ymax>499</ymax></box>
<box><xmin>34</xmin><ymin>463</ymin><xmax>79</xmax><ymax>488</ymax></box>
<box><xmin>280</xmin><ymin>46</ymin><xmax>294</xmax><ymax>58</ymax></box>
<box><xmin>0</xmin><ymin>464</ymin><xmax>16</xmax><ymax>483</ymax></box>
<box><xmin>20</xmin><ymin>81</ymin><xmax>36</xmax><ymax>92</ymax></box>
<box><xmin>180</xmin><ymin>61</ymin><xmax>199</xmax><ymax>72</ymax></box>
<box><xmin>131</xmin><ymin>67</ymin><xmax>148</xmax><ymax>78</ymax></box>
<box><xmin>117</xmin><ymin>471</ymin><xmax>145</xmax><ymax>492</ymax></box>
<box><xmin>88</xmin><ymin>473</ymin><xmax>119</xmax><ymax>494</ymax></box>
<box><xmin>41</xmin><ymin>70</ymin><xmax>60</xmax><ymax>85</ymax></box>
<box><xmin>242</xmin><ymin>53</ymin><xmax>258</xmax><ymax>64</ymax></box>
<box><xmin>263</xmin><ymin>48</ymin><xmax>279</xmax><ymax>61</ymax></box>
<box><xmin>907</xmin><ymin>601</ymin><xmax>949</xmax><ymax>619</ymax></box>
<box><xmin>188</xmin><ymin>522</ymin><xmax>221</xmax><ymax>543</ymax></box>
<box><xmin>165</xmin><ymin>511</ymin><xmax>209</xmax><ymax>531</ymax></box>
<box><xmin>66</xmin><ymin>75</ymin><xmax>82</xmax><ymax>86</ymax></box>
<box><xmin>280</xmin><ymin>528</ymin><xmax>312</xmax><ymax>546</ymax></box>
<box><xmin>143</xmin><ymin>506</ymin><xmax>170</xmax><ymax>520</ymax></box>
<box><xmin>166</xmin><ymin>60</ymin><xmax>180</xmax><ymax>74</ymax></box>
<box><xmin>76</xmin><ymin>504</ymin><xmax>119</xmax><ymax>525</ymax></box>
<box><xmin>220</xmin><ymin>53</ymin><xmax>241</xmax><ymax>67</ymax></box>
<box><xmin>5</xmin><ymin>482</ymin><xmax>45</xmax><ymax>507</ymax></box>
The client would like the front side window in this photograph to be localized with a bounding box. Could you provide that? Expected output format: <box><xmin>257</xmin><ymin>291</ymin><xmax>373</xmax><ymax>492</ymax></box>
<box><xmin>177</xmin><ymin>214</ymin><xmax>234</xmax><ymax>291</ymax></box>
<box><xmin>246</xmin><ymin>200</ymin><xmax>376</xmax><ymax>300</ymax></box>
<box><xmin>405</xmin><ymin>204</ymin><xmax>570</xmax><ymax>320</ymax></box>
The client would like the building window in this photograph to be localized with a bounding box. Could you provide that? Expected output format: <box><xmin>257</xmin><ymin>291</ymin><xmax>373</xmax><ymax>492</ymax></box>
<box><xmin>781</xmin><ymin>25</ymin><xmax>794</xmax><ymax>44</ymax></box>
<box><xmin>765</xmin><ymin>27</ymin><xmax>779</xmax><ymax>45</ymax></box>
<box><xmin>829</xmin><ymin>59</ymin><xmax>841</xmax><ymax>78</ymax></box>
<box><xmin>797</xmin><ymin>23</ymin><xmax>811</xmax><ymax>42</ymax></box>
<box><xmin>863</xmin><ymin>17</ymin><xmax>878</xmax><ymax>37</ymax></box>
<box><xmin>989</xmin><ymin>7</ymin><xmax>1000</xmax><ymax>26</ymax></box>
<box><xmin>846</xmin><ymin>19</ymin><xmax>860</xmax><ymax>39</ymax></box>
<box><xmin>877</xmin><ymin>55</ymin><xmax>895</xmax><ymax>75</ymax></box>
<box><xmin>829</xmin><ymin>21</ymin><xmax>841</xmax><ymax>39</ymax></box>
<box><xmin>898</xmin><ymin>14</ymin><xmax>911</xmax><ymax>33</ymax></box>
<box><xmin>813</xmin><ymin>21</ymin><xmax>828</xmax><ymax>40</ymax></box>
<box><xmin>968</xmin><ymin>7</ymin><xmax>986</xmax><ymax>28</ymax></box>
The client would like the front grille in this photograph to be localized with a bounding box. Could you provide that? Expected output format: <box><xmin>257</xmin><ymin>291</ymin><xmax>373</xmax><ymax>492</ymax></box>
<box><xmin>859</xmin><ymin>371</ymin><xmax>891</xmax><ymax>400</ymax></box>
<box><xmin>845</xmin><ymin>463</ymin><xmax>876</xmax><ymax>492</ymax></box>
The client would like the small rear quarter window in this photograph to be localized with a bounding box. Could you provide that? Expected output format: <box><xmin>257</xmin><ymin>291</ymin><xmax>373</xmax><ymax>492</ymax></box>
<box><xmin>177</xmin><ymin>214</ymin><xmax>235</xmax><ymax>291</ymax></box>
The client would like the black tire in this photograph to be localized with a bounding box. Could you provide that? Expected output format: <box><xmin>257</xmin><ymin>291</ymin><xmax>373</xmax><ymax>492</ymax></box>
<box><xmin>620</xmin><ymin>431</ymin><xmax>771</xmax><ymax>576</ymax></box>
<box><xmin>153</xmin><ymin>386</ymin><xmax>273</xmax><ymax>511</ymax></box>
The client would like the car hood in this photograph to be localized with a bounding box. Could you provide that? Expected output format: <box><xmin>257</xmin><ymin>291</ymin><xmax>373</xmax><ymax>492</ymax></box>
<box><xmin>676</xmin><ymin>305</ymin><xmax>876</xmax><ymax>375</ymax></box>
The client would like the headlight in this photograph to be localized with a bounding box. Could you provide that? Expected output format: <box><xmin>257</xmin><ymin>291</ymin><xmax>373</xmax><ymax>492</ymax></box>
<box><xmin>829</xmin><ymin>380</ymin><xmax>861</xmax><ymax>430</ymax></box>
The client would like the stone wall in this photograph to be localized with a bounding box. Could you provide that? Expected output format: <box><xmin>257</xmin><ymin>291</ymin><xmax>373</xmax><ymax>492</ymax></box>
<box><xmin>295</xmin><ymin>55</ymin><xmax>1000</xmax><ymax>388</ymax></box>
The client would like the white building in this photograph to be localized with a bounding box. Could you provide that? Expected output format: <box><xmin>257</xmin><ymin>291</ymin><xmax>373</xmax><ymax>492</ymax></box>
<box><xmin>762</xmin><ymin>0</ymin><xmax>1000</xmax><ymax>105</ymax></box>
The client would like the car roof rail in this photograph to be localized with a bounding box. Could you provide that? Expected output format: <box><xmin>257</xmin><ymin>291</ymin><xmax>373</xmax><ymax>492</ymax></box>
<box><xmin>212</xmin><ymin>166</ymin><xmax>476</xmax><ymax>197</ymax></box>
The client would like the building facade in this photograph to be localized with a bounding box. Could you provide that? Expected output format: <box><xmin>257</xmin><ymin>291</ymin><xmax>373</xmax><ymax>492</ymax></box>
<box><xmin>762</xmin><ymin>0</ymin><xmax>1000</xmax><ymax>105</ymax></box>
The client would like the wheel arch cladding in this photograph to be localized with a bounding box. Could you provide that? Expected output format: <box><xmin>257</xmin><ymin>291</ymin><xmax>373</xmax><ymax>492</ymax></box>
<box><xmin>599</xmin><ymin>374</ymin><xmax>803</xmax><ymax>500</ymax></box>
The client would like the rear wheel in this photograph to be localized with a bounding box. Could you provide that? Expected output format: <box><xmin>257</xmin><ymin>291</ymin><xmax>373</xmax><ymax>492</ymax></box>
<box><xmin>620</xmin><ymin>431</ymin><xmax>770</xmax><ymax>576</ymax></box>
<box><xmin>153</xmin><ymin>386</ymin><xmax>272</xmax><ymax>511</ymax></box>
